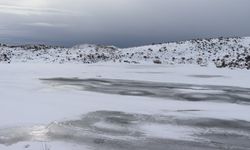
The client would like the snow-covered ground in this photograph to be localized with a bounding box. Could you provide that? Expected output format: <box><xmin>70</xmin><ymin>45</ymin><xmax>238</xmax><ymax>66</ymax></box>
<box><xmin>0</xmin><ymin>64</ymin><xmax>250</xmax><ymax>150</ymax></box>
<box><xmin>1</xmin><ymin>37</ymin><xmax>250</xmax><ymax>69</ymax></box>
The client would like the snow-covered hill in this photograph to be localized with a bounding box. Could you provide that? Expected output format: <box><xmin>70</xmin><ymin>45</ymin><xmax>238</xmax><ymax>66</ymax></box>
<box><xmin>1</xmin><ymin>37</ymin><xmax>250</xmax><ymax>69</ymax></box>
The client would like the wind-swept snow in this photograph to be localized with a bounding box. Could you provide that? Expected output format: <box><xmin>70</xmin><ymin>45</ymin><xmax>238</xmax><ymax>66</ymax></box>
<box><xmin>0</xmin><ymin>64</ymin><xmax>250</xmax><ymax>150</ymax></box>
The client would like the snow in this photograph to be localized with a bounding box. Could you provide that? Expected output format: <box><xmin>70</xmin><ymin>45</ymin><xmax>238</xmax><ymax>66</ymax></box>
<box><xmin>1</xmin><ymin>37</ymin><xmax>250</xmax><ymax>69</ymax></box>
<box><xmin>0</xmin><ymin>64</ymin><xmax>250</xmax><ymax>149</ymax></box>
<box><xmin>140</xmin><ymin>124</ymin><xmax>199</xmax><ymax>141</ymax></box>
<box><xmin>0</xmin><ymin>64</ymin><xmax>250</xmax><ymax>125</ymax></box>
<box><xmin>0</xmin><ymin>141</ymin><xmax>89</xmax><ymax>150</ymax></box>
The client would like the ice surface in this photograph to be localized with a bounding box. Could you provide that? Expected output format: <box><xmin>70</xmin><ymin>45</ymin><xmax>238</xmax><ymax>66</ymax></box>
<box><xmin>0</xmin><ymin>64</ymin><xmax>249</xmax><ymax>149</ymax></box>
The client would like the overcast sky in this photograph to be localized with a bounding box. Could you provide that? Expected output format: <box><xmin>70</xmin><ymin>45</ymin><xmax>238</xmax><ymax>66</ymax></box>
<box><xmin>0</xmin><ymin>0</ymin><xmax>250</xmax><ymax>47</ymax></box>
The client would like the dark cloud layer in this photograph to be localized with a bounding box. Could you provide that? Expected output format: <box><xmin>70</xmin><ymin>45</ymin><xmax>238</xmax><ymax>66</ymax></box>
<box><xmin>0</xmin><ymin>0</ymin><xmax>250</xmax><ymax>47</ymax></box>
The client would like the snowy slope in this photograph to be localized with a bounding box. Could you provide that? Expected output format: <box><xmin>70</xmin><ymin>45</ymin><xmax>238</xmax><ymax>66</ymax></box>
<box><xmin>0</xmin><ymin>37</ymin><xmax>250</xmax><ymax>69</ymax></box>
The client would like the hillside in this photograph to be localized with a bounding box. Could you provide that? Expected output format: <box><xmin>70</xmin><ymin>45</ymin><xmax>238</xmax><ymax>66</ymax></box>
<box><xmin>0</xmin><ymin>37</ymin><xmax>250</xmax><ymax>69</ymax></box>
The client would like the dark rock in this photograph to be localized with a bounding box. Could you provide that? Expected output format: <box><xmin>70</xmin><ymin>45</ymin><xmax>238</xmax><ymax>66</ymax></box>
<box><xmin>245</xmin><ymin>55</ymin><xmax>250</xmax><ymax>62</ymax></box>
<box><xmin>153</xmin><ymin>60</ymin><xmax>162</xmax><ymax>64</ymax></box>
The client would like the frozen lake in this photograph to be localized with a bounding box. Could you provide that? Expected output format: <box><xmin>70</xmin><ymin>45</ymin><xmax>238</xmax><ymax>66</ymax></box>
<box><xmin>0</xmin><ymin>64</ymin><xmax>249</xmax><ymax>150</ymax></box>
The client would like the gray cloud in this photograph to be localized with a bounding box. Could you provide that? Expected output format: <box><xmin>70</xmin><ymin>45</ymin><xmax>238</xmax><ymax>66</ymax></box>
<box><xmin>24</xmin><ymin>22</ymin><xmax>68</xmax><ymax>28</ymax></box>
<box><xmin>0</xmin><ymin>0</ymin><xmax>250</xmax><ymax>47</ymax></box>
<box><xmin>0</xmin><ymin>4</ymin><xmax>75</xmax><ymax>16</ymax></box>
